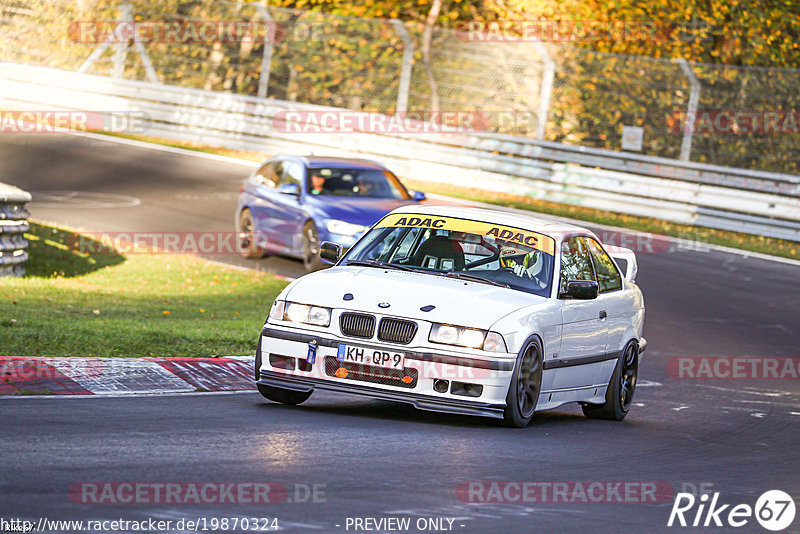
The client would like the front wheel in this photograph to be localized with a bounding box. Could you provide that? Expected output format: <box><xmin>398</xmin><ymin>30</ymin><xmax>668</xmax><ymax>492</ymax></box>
<box><xmin>302</xmin><ymin>221</ymin><xmax>323</xmax><ymax>271</ymax></box>
<box><xmin>582</xmin><ymin>340</ymin><xmax>638</xmax><ymax>421</ymax></box>
<box><xmin>257</xmin><ymin>384</ymin><xmax>312</xmax><ymax>405</ymax></box>
<box><xmin>503</xmin><ymin>339</ymin><xmax>543</xmax><ymax>428</ymax></box>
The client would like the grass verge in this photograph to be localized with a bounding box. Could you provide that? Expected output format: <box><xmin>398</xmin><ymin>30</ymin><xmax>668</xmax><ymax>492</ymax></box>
<box><xmin>0</xmin><ymin>222</ymin><xmax>289</xmax><ymax>357</ymax></box>
<box><xmin>96</xmin><ymin>131</ymin><xmax>799</xmax><ymax>261</ymax></box>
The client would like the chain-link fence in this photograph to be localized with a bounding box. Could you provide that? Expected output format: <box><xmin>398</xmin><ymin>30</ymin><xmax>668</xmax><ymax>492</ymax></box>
<box><xmin>2</xmin><ymin>0</ymin><xmax>798</xmax><ymax>175</ymax></box>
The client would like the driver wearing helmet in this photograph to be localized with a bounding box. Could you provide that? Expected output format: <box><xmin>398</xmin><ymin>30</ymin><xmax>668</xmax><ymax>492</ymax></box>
<box><xmin>499</xmin><ymin>247</ymin><xmax>544</xmax><ymax>281</ymax></box>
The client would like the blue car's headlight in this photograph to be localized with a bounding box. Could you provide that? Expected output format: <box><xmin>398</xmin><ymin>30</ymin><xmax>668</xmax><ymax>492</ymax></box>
<box><xmin>326</xmin><ymin>219</ymin><xmax>368</xmax><ymax>236</ymax></box>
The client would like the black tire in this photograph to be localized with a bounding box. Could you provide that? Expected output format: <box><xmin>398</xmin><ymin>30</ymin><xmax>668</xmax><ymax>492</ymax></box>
<box><xmin>257</xmin><ymin>383</ymin><xmax>313</xmax><ymax>405</ymax></box>
<box><xmin>302</xmin><ymin>221</ymin><xmax>323</xmax><ymax>271</ymax></box>
<box><xmin>238</xmin><ymin>209</ymin><xmax>265</xmax><ymax>259</ymax></box>
<box><xmin>582</xmin><ymin>340</ymin><xmax>638</xmax><ymax>421</ymax></box>
<box><xmin>502</xmin><ymin>339</ymin><xmax>543</xmax><ymax>428</ymax></box>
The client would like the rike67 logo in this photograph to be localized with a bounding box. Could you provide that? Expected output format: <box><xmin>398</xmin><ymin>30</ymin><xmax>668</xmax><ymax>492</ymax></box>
<box><xmin>668</xmin><ymin>490</ymin><xmax>796</xmax><ymax>531</ymax></box>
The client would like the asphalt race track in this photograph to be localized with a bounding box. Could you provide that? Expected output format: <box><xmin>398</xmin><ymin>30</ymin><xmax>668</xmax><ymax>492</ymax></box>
<box><xmin>2</xmin><ymin>133</ymin><xmax>800</xmax><ymax>533</ymax></box>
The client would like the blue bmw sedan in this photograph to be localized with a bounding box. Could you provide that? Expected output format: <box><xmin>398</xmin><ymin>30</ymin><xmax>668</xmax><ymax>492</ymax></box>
<box><xmin>236</xmin><ymin>155</ymin><xmax>425</xmax><ymax>270</ymax></box>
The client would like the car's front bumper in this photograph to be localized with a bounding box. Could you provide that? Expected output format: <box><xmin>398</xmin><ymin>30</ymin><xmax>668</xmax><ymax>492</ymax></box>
<box><xmin>257</xmin><ymin>325</ymin><xmax>514</xmax><ymax>419</ymax></box>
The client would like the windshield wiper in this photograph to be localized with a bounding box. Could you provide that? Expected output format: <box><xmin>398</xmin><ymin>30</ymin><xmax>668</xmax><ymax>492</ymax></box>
<box><xmin>443</xmin><ymin>271</ymin><xmax>510</xmax><ymax>288</ymax></box>
<box><xmin>345</xmin><ymin>259</ymin><xmax>416</xmax><ymax>272</ymax></box>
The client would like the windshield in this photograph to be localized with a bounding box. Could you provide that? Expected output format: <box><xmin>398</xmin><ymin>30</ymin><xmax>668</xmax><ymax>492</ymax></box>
<box><xmin>307</xmin><ymin>167</ymin><xmax>409</xmax><ymax>199</ymax></box>
<box><xmin>343</xmin><ymin>214</ymin><xmax>556</xmax><ymax>297</ymax></box>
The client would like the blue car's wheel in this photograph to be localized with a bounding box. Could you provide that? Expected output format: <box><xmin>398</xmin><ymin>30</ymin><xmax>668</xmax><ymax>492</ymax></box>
<box><xmin>302</xmin><ymin>221</ymin><xmax>323</xmax><ymax>271</ymax></box>
<box><xmin>238</xmin><ymin>209</ymin><xmax>265</xmax><ymax>259</ymax></box>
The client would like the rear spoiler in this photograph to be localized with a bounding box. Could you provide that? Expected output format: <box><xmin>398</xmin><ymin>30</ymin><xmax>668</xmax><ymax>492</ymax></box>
<box><xmin>604</xmin><ymin>245</ymin><xmax>638</xmax><ymax>283</ymax></box>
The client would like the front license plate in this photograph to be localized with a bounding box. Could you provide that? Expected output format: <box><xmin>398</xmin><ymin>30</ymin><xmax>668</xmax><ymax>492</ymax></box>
<box><xmin>337</xmin><ymin>344</ymin><xmax>404</xmax><ymax>370</ymax></box>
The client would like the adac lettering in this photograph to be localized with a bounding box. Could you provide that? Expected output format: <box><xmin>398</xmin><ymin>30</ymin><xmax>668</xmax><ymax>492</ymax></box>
<box><xmin>394</xmin><ymin>217</ymin><xmax>446</xmax><ymax>228</ymax></box>
<box><xmin>486</xmin><ymin>227</ymin><xmax>539</xmax><ymax>247</ymax></box>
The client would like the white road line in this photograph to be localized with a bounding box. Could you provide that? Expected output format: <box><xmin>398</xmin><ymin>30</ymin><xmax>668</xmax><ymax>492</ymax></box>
<box><xmin>70</xmin><ymin>130</ymin><xmax>261</xmax><ymax>167</ymax></box>
<box><xmin>695</xmin><ymin>384</ymin><xmax>793</xmax><ymax>397</ymax></box>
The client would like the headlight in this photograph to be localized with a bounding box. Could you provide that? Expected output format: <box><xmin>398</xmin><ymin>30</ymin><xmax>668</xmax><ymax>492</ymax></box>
<box><xmin>429</xmin><ymin>323</ymin><xmax>507</xmax><ymax>352</ymax></box>
<box><xmin>326</xmin><ymin>219</ymin><xmax>367</xmax><ymax>236</ymax></box>
<box><xmin>278</xmin><ymin>301</ymin><xmax>332</xmax><ymax>327</ymax></box>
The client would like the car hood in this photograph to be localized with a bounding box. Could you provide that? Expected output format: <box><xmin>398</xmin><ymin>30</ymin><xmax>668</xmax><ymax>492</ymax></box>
<box><xmin>284</xmin><ymin>266</ymin><xmax>547</xmax><ymax>329</ymax></box>
<box><xmin>307</xmin><ymin>197</ymin><xmax>416</xmax><ymax>227</ymax></box>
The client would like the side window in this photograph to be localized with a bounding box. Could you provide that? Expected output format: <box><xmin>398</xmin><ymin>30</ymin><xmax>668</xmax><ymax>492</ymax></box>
<box><xmin>559</xmin><ymin>237</ymin><xmax>596</xmax><ymax>294</ymax></box>
<box><xmin>281</xmin><ymin>161</ymin><xmax>304</xmax><ymax>187</ymax></box>
<box><xmin>586</xmin><ymin>238</ymin><xmax>622</xmax><ymax>293</ymax></box>
<box><xmin>253</xmin><ymin>161</ymin><xmax>281</xmax><ymax>188</ymax></box>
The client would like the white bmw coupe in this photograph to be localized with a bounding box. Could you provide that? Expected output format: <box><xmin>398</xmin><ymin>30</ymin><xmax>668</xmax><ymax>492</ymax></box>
<box><xmin>255</xmin><ymin>205</ymin><xmax>646</xmax><ymax>427</ymax></box>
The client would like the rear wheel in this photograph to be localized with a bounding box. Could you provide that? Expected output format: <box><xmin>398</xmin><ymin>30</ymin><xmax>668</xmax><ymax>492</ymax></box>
<box><xmin>582</xmin><ymin>340</ymin><xmax>638</xmax><ymax>421</ymax></box>
<box><xmin>238</xmin><ymin>209</ymin><xmax>265</xmax><ymax>259</ymax></box>
<box><xmin>503</xmin><ymin>339</ymin><xmax>543</xmax><ymax>428</ymax></box>
<box><xmin>257</xmin><ymin>384</ymin><xmax>312</xmax><ymax>405</ymax></box>
<box><xmin>302</xmin><ymin>221</ymin><xmax>323</xmax><ymax>271</ymax></box>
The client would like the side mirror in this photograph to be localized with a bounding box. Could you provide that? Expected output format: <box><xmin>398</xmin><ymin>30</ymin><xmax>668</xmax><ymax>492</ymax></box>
<box><xmin>319</xmin><ymin>241</ymin><xmax>342</xmax><ymax>264</ymax></box>
<box><xmin>412</xmin><ymin>190</ymin><xmax>426</xmax><ymax>201</ymax></box>
<box><xmin>560</xmin><ymin>280</ymin><xmax>599</xmax><ymax>300</ymax></box>
<box><xmin>278</xmin><ymin>183</ymin><xmax>300</xmax><ymax>196</ymax></box>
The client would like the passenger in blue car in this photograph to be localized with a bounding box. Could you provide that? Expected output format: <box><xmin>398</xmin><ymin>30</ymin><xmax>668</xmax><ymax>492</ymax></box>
<box><xmin>356</xmin><ymin>177</ymin><xmax>375</xmax><ymax>196</ymax></box>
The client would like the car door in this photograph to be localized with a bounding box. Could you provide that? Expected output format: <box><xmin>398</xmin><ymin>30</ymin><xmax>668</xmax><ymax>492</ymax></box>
<box><xmin>272</xmin><ymin>160</ymin><xmax>307</xmax><ymax>255</ymax></box>
<box><xmin>585</xmin><ymin>237</ymin><xmax>637</xmax><ymax>380</ymax></box>
<box><xmin>551</xmin><ymin>236</ymin><xmax>609</xmax><ymax>389</ymax></box>
<box><xmin>248</xmin><ymin>160</ymin><xmax>283</xmax><ymax>253</ymax></box>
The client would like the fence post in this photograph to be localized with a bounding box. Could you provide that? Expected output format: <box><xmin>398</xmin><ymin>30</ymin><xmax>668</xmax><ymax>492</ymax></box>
<box><xmin>675</xmin><ymin>58</ymin><xmax>701</xmax><ymax>162</ymax></box>
<box><xmin>110</xmin><ymin>2</ymin><xmax>132</xmax><ymax>79</ymax></box>
<box><xmin>77</xmin><ymin>2</ymin><xmax>157</xmax><ymax>82</ymax></box>
<box><xmin>390</xmin><ymin>19</ymin><xmax>414</xmax><ymax>114</ymax></box>
<box><xmin>534</xmin><ymin>42</ymin><xmax>554</xmax><ymax>140</ymax></box>
<box><xmin>254</xmin><ymin>3</ymin><xmax>274</xmax><ymax>99</ymax></box>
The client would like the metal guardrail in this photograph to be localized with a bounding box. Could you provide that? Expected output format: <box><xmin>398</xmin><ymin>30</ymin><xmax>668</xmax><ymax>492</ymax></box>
<box><xmin>2</xmin><ymin>62</ymin><xmax>799</xmax><ymax>242</ymax></box>
<box><xmin>0</xmin><ymin>182</ymin><xmax>31</xmax><ymax>277</ymax></box>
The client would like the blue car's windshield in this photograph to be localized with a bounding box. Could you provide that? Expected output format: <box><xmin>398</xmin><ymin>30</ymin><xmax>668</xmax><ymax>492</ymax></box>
<box><xmin>343</xmin><ymin>214</ymin><xmax>556</xmax><ymax>297</ymax></box>
<box><xmin>307</xmin><ymin>168</ymin><xmax>409</xmax><ymax>199</ymax></box>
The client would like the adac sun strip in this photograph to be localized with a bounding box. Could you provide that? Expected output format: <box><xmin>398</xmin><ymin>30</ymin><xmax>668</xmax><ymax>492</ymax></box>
<box><xmin>375</xmin><ymin>214</ymin><xmax>556</xmax><ymax>256</ymax></box>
